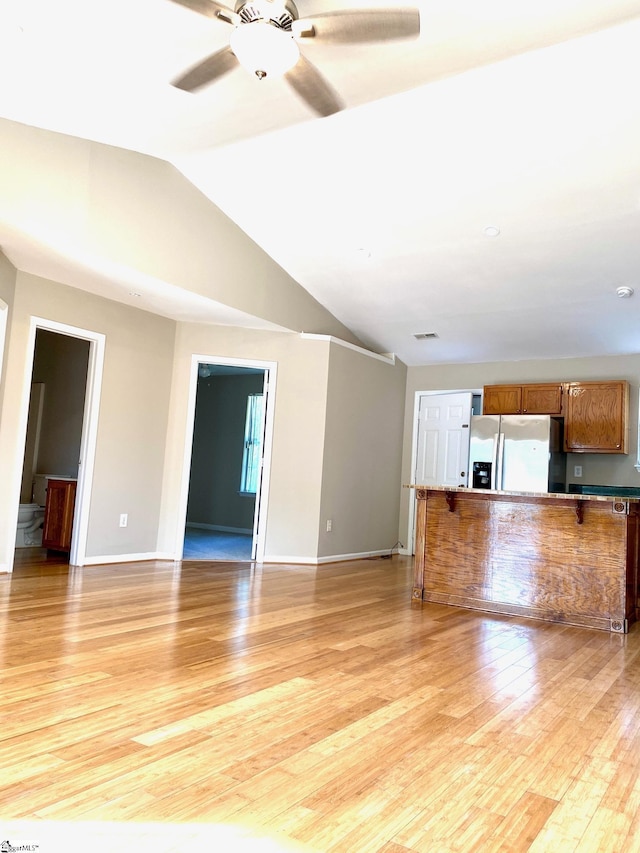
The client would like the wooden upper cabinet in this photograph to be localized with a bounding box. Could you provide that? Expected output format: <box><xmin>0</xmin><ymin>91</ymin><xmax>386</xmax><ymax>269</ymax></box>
<box><xmin>482</xmin><ymin>383</ymin><xmax>563</xmax><ymax>415</ymax></box>
<box><xmin>482</xmin><ymin>385</ymin><xmax>522</xmax><ymax>415</ymax></box>
<box><xmin>564</xmin><ymin>381</ymin><xmax>629</xmax><ymax>453</ymax></box>
<box><xmin>521</xmin><ymin>384</ymin><xmax>563</xmax><ymax>415</ymax></box>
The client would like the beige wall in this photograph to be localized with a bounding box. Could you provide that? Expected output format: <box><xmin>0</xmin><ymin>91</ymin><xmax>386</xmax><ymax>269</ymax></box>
<box><xmin>161</xmin><ymin>329</ymin><xmax>408</xmax><ymax>562</ymax></box>
<box><xmin>0</xmin><ymin>119</ymin><xmax>412</xmax><ymax>567</ymax></box>
<box><xmin>0</xmin><ymin>251</ymin><xmax>16</xmax><ymax>400</ymax></box>
<box><xmin>159</xmin><ymin>325</ymin><xmax>331</xmax><ymax>560</ymax></box>
<box><xmin>0</xmin><ymin>267</ymin><xmax>408</xmax><ymax>569</ymax></box>
<box><xmin>0</xmin><ymin>117</ymin><xmax>361</xmax><ymax>344</ymax></box>
<box><xmin>400</xmin><ymin>355</ymin><xmax>640</xmax><ymax>543</ymax></box>
<box><xmin>0</xmin><ymin>251</ymin><xmax>16</xmax><ymax>299</ymax></box>
<box><xmin>0</xmin><ymin>271</ymin><xmax>175</xmax><ymax>568</ymax></box>
<box><xmin>319</xmin><ymin>344</ymin><xmax>407</xmax><ymax>558</ymax></box>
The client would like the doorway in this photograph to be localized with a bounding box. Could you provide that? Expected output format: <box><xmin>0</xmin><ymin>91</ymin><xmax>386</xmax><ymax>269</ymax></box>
<box><xmin>181</xmin><ymin>357</ymin><xmax>276</xmax><ymax>562</ymax></box>
<box><xmin>407</xmin><ymin>389</ymin><xmax>482</xmax><ymax>553</ymax></box>
<box><xmin>5</xmin><ymin>317</ymin><xmax>105</xmax><ymax>572</ymax></box>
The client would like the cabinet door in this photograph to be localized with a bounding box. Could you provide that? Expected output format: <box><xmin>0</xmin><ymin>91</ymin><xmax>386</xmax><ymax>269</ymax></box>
<box><xmin>482</xmin><ymin>385</ymin><xmax>522</xmax><ymax>415</ymax></box>
<box><xmin>42</xmin><ymin>480</ymin><xmax>77</xmax><ymax>551</ymax></box>
<box><xmin>521</xmin><ymin>384</ymin><xmax>563</xmax><ymax>415</ymax></box>
<box><xmin>565</xmin><ymin>381</ymin><xmax>629</xmax><ymax>453</ymax></box>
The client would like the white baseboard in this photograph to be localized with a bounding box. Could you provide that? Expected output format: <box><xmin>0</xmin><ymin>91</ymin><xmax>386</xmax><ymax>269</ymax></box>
<box><xmin>264</xmin><ymin>548</ymin><xmax>400</xmax><ymax>566</ymax></box>
<box><xmin>186</xmin><ymin>523</ymin><xmax>252</xmax><ymax>535</ymax></box>
<box><xmin>82</xmin><ymin>551</ymin><xmax>177</xmax><ymax>566</ymax></box>
<box><xmin>260</xmin><ymin>555</ymin><xmax>318</xmax><ymax>565</ymax></box>
<box><xmin>77</xmin><ymin>547</ymin><xmax>406</xmax><ymax>568</ymax></box>
<box><xmin>399</xmin><ymin>547</ymin><xmax>412</xmax><ymax>556</ymax></box>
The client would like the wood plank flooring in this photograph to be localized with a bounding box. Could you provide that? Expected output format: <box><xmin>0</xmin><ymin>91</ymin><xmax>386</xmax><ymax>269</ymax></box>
<box><xmin>2</xmin><ymin>551</ymin><xmax>640</xmax><ymax>851</ymax></box>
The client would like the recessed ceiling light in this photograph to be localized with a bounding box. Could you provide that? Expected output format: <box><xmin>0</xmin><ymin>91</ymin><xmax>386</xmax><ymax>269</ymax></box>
<box><xmin>616</xmin><ymin>286</ymin><xmax>634</xmax><ymax>298</ymax></box>
<box><xmin>483</xmin><ymin>225</ymin><xmax>500</xmax><ymax>238</ymax></box>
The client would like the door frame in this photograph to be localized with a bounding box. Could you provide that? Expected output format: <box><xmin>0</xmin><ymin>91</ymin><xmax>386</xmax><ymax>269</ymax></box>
<box><xmin>175</xmin><ymin>353</ymin><xmax>277</xmax><ymax>562</ymax></box>
<box><xmin>0</xmin><ymin>298</ymin><xmax>8</xmax><ymax>382</ymax></box>
<box><xmin>6</xmin><ymin>316</ymin><xmax>105</xmax><ymax>571</ymax></box>
<box><xmin>407</xmin><ymin>388</ymin><xmax>481</xmax><ymax>554</ymax></box>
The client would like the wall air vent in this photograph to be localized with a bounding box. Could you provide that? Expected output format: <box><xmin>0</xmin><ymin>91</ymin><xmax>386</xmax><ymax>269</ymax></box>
<box><xmin>413</xmin><ymin>332</ymin><xmax>439</xmax><ymax>340</ymax></box>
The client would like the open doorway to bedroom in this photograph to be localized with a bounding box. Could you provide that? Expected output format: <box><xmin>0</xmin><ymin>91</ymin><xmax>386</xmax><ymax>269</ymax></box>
<box><xmin>183</xmin><ymin>362</ymin><xmax>270</xmax><ymax>562</ymax></box>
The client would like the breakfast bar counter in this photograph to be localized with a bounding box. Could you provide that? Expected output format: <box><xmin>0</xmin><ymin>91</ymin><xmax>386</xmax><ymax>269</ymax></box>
<box><xmin>411</xmin><ymin>486</ymin><xmax>640</xmax><ymax>633</ymax></box>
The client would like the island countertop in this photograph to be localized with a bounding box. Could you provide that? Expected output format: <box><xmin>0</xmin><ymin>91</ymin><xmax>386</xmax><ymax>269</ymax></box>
<box><xmin>407</xmin><ymin>483</ymin><xmax>640</xmax><ymax>502</ymax></box>
<box><xmin>411</xmin><ymin>486</ymin><xmax>639</xmax><ymax>633</ymax></box>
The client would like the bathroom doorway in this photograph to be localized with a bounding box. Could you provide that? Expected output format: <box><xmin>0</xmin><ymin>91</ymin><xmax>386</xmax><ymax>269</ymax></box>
<box><xmin>180</xmin><ymin>356</ymin><xmax>276</xmax><ymax>562</ymax></box>
<box><xmin>17</xmin><ymin>329</ymin><xmax>89</xmax><ymax>554</ymax></box>
<box><xmin>8</xmin><ymin>317</ymin><xmax>105</xmax><ymax>571</ymax></box>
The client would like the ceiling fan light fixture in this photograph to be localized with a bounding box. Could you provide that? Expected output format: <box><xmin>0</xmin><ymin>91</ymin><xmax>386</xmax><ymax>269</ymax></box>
<box><xmin>230</xmin><ymin>21</ymin><xmax>300</xmax><ymax>79</ymax></box>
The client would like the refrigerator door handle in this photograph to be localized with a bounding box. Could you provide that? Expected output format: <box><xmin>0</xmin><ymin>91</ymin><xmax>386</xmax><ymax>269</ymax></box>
<box><xmin>496</xmin><ymin>432</ymin><xmax>505</xmax><ymax>490</ymax></box>
<box><xmin>491</xmin><ymin>433</ymin><xmax>499</xmax><ymax>490</ymax></box>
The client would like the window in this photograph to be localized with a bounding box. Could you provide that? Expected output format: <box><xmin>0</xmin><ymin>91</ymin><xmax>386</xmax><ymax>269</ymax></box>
<box><xmin>240</xmin><ymin>393</ymin><xmax>264</xmax><ymax>494</ymax></box>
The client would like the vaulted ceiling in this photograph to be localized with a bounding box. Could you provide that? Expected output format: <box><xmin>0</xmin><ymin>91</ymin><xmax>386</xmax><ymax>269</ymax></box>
<box><xmin>0</xmin><ymin>0</ymin><xmax>639</xmax><ymax>365</ymax></box>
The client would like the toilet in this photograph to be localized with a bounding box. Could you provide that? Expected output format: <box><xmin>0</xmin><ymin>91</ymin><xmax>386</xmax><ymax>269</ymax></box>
<box><xmin>16</xmin><ymin>474</ymin><xmax>56</xmax><ymax>548</ymax></box>
<box><xmin>16</xmin><ymin>502</ymin><xmax>45</xmax><ymax>547</ymax></box>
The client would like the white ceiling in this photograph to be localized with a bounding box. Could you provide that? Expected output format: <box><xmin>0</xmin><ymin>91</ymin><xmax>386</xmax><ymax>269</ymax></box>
<box><xmin>0</xmin><ymin>0</ymin><xmax>639</xmax><ymax>365</ymax></box>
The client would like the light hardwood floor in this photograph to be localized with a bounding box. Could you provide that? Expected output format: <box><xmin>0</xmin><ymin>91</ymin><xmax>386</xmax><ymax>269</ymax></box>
<box><xmin>2</xmin><ymin>551</ymin><xmax>640</xmax><ymax>852</ymax></box>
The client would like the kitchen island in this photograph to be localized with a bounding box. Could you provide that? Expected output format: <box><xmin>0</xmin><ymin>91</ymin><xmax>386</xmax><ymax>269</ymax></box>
<box><xmin>411</xmin><ymin>486</ymin><xmax>640</xmax><ymax>633</ymax></box>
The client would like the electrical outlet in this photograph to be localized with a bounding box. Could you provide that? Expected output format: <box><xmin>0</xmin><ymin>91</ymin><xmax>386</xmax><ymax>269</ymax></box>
<box><xmin>119</xmin><ymin>513</ymin><xmax>128</xmax><ymax>528</ymax></box>
<box><xmin>326</xmin><ymin>519</ymin><xmax>332</xmax><ymax>532</ymax></box>
<box><xmin>574</xmin><ymin>466</ymin><xmax>583</xmax><ymax>478</ymax></box>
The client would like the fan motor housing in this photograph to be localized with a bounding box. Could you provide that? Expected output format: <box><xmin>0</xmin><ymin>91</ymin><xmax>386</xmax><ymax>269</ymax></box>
<box><xmin>235</xmin><ymin>0</ymin><xmax>298</xmax><ymax>30</ymax></box>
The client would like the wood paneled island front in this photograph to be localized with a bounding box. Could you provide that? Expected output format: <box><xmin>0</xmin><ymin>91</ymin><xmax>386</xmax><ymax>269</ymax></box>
<box><xmin>411</xmin><ymin>486</ymin><xmax>640</xmax><ymax>632</ymax></box>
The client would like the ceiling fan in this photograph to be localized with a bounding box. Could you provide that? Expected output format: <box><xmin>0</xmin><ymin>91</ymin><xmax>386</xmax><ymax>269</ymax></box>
<box><xmin>169</xmin><ymin>0</ymin><xmax>420</xmax><ymax>116</ymax></box>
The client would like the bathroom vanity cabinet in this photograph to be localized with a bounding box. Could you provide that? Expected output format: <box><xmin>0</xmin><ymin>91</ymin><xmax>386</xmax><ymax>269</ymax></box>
<box><xmin>42</xmin><ymin>479</ymin><xmax>77</xmax><ymax>552</ymax></box>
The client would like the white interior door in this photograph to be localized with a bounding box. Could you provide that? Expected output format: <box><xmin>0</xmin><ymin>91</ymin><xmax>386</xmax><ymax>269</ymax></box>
<box><xmin>414</xmin><ymin>392</ymin><xmax>473</xmax><ymax>488</ymax></box>
<box><xmin>250</xmin><ymin>370</ymin><xmax>269</xmax><ymax>560</ymax></box>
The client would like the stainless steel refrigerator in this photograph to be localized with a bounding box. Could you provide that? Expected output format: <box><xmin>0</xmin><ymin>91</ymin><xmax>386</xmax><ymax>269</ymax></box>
<box><xmin>468</xmin><ymin>415</ymin><xmax>566</xmax><ymax>493</ymax></box>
